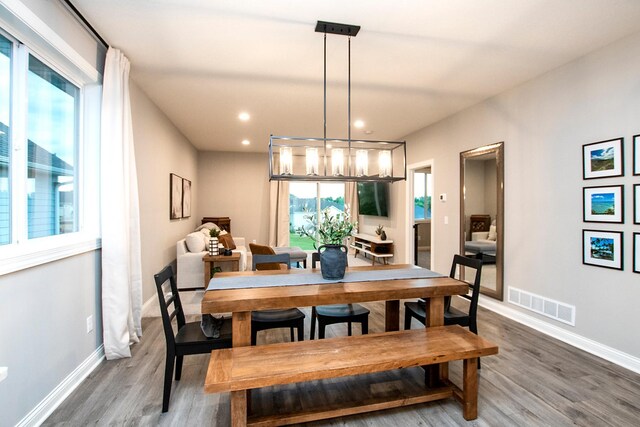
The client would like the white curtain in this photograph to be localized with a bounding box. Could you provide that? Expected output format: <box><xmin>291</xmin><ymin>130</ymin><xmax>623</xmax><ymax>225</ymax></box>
<box><xmin>345</xmin><ymin>182</ymin><xmax>359</xmax><ymax>227</ymax></box>
<box><xmin>268</xmin><ymin>181</ymin><xmax>290</xmax><ymax>247</ymax></box>
<box><xmin>101</xmin><ymin>48</ymin><xmax>143</xmax><ymax>360</ymax></box>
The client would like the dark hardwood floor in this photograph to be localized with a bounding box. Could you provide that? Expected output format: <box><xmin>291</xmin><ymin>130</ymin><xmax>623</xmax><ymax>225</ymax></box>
<box><xmin>43</xmin><ymin>301</ymin><xmax>640</xmax><ymax>426</ymax></box>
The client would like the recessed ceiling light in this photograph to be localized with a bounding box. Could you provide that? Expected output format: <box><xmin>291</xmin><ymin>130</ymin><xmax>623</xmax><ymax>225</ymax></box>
<box><xmin>241</xmin><ymin>139</ymin><xmax>250</xmax><ymax>146</ymax></box>
<box><xmin>354</xmin><ymin>120</ymin><xmax>365</xmax><ymax>129</ymax></box>
<box><xmin>238</xmin><ymin>112</ymin><xmax>250</xmax><ymax>121</ymax></box>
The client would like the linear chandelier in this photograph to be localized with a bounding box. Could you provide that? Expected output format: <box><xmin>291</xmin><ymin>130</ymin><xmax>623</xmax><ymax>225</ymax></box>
<box><xmin>269</xmin><ymin>21</ymin><xmax>406</xmax><ymax>182</ymax></box>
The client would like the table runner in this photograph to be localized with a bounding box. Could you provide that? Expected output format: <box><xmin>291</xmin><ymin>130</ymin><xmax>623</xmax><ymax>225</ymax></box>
<box><xmin>207</xmin><ymin>267</ymin><xmax>445</xmax><ymax>290</ymax></box>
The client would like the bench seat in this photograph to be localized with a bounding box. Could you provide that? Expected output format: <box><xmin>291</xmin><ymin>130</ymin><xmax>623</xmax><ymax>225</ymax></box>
<box><xmin>205</xmin><ymin>325</ymin><xmax>498</xmax><ymax>424</ymax></box>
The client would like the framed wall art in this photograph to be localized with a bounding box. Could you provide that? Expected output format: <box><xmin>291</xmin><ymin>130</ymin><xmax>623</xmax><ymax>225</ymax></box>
<box><xmin>635</xmin><ymin>184</ymin><xmax>640</xmax><ymax>225</ymax></box>
<box><xmin>182</xmin><ymin>178</ymin><xmax>192</xmax><ymax>218</ymax></box>
<box><xmin>634</xmin><ymin>233</ymin><xmax>640</xmax><ymax>274</ymax></box>
<box><xmin>582</xmin><ymin>137</ymin><xmax>624</xmax><ymax>179</ymax></box>
<box><xmin>634</xmin><ymin>134</ymin><xmax>639</xmax><ymax>176</ymax></box>
<box><xmin>583</xmin><ymin>185</ymin><xmax>624</xmax><ymax>223</ymax></box>
<box><xmin>170</xmin><ymin>173</ymin><xmax>183</xmax><ymax>219</ymax></box>
<box><xmin>583</xmin><ymin>230</ymin><xmax>623</xmax><ymax>270</ymax></box>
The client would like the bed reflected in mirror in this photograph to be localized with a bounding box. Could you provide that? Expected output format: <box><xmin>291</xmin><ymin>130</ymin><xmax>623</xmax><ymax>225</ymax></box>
<box><xmin>460</xmin><ymin>143</ymin><xmax>504</xmax><ymax>300</ymax></box>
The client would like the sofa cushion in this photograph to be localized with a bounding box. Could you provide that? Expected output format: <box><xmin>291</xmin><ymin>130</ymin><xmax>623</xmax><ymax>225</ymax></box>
<box><xmin>186</xmin><ymin>232</ymin><xmax>206</xmax><ymax>252</ymax></box>
<box><xmin>488</xmin><ymin>225</ymin><xmax>497</xmax><ymax>241</ymax></box>
<box><xmin>196</xmin><ymin>222</ymin><xmax>220</xmax><ymax>232</ymax></box>
<box><xmin>219</xmin><ymin>233</ymin><xmax>236</xmax><ymax>250</ymax></box>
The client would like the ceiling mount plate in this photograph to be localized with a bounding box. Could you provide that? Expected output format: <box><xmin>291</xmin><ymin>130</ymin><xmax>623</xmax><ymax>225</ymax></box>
<box><xmin>315</xmin><ymin>21</ymin><xmax>360</xmax><ymax>37</ymax></box>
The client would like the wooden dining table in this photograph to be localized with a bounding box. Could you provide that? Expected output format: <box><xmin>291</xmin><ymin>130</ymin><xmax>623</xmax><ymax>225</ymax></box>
<box><xmin>201</xmin><ymin>264</ymin><xmax>470</xmax><ymax>423</ymax></box>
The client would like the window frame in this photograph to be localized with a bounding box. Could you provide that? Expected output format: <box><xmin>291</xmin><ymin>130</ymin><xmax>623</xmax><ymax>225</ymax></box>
<box><xmin>0</xmin><ymin>7</ymin><xmax>101</xmax><ymax>276</ymax></box>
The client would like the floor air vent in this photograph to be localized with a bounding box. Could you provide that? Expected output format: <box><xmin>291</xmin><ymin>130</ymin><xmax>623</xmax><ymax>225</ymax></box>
<box><xmin>507</xmin><ymin>286</ymin><xmax>575</xmax><ymax>326</ymax></box>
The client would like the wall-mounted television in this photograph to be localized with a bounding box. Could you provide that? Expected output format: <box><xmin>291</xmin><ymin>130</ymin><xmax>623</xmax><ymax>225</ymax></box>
<box><xmin>357</xmin><ymin>182</ymin><xmax>389</xmax><ymax>217</ymax></box>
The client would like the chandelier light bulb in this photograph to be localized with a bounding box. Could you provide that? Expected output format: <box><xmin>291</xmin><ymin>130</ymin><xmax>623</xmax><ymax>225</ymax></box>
<box><xmin>355</xmin><ymin>149</ymin><xmax>368</xmax><ymax>177</ymax></box>
<box><xmin>331</xmin><ymin>148</ymin><xmax>344</xmax><ymax>176</ymax></box>
<box><xmin>306</xmin><ymin>147</ymin><xmax>319</xmax><ymax>175</ymax></box>
<box><xmin>279</xmin><ymin>147</ymin><xmax>293</xmax><ymax>175</ymax></box>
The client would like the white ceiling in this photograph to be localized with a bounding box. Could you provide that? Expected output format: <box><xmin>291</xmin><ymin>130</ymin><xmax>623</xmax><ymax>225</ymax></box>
<box><xmin>73</xmin><ymin>0</ymin><xmax>640</xmax><ymax>153</ymax></box>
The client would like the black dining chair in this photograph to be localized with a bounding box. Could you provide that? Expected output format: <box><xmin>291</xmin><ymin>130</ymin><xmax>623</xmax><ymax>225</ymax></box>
<box><xmin>250</xmin><ymin>252</ymin><xmax>306</xmax><ymax>345</ymax></box>
<box><xmin>404</xmin><ymin>254</ymin><xmax>483</xmax><ymax>367</ymax></box>
<box><xmin>154</xmin><ymin>264</ymin><xmax>232</xmax><ymax>412</ymax></box>
<box><xmin>309</xmin><ymin>252</ymin><xmax>370</xmax><ymax>340</ymax></box>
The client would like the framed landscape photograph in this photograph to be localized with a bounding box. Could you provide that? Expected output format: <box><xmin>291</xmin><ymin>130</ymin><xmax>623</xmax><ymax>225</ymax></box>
<box><xmin>634</xmin><ymin>134</ymin><xmax>639</xmax><ymax>175</ymax></box>
<box><xmin>582</xmin><ymin>138</ymin><xmax>624</xmax><ymax>179</ymax></box>
<box><xmin>583</xmin><ymin>230</ymin><xmax>623</xmax><ymax>270</ymax></box>
<box><xmin>170</xmin><ymin>173</ymin><xmax>182</xmax><ymax>219</ymax></box>
<box><xmin>634</xmin><ymin>233</ymin><xmax>640</xmax><ymax>274</ymax></box>
<box><xmin>583</xmin><ymin>185</ymin><xmax>624</xmax><ymax>223</ymax></box>
<box><xmin>182</xmin><ymin>178</ymin><xmax>192</xmax><ymax>218</ymax></box>
<box><xmin>635</xmin><ymin>184</ymin><xmax>640</xmax><ymax>225</ymax></box>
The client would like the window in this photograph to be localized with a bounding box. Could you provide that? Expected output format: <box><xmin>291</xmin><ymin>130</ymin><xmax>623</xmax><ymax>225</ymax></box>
<box><xmin>290</xmin><ymin>182</ymin><xmax>346</xmax><ymax>250</ymax></box>
<box><xmin>27</xmin><ymin>55</ymin><xmax>79</xmax><ymax>238</ymax></box>
<box><xmin>0</xmin><ymin>20</ymin><xmax>100</xmax><ymax>274</ymax></box>
<box><xmin>0</xmin><ymin>33</ymin><xmax>11</xmax><ymax>245</ymax></box>
<box><xmin>414</xmin><ymin>171</ymin><xmax>432</xmax><ymax>220</ymax></box>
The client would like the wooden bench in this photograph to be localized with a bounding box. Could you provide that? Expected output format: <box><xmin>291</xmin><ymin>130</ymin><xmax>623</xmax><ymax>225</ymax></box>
<box><xmin>205</xmin><ymin>325</ymin><xmax>498</xmax><ymax>426</ymax></box>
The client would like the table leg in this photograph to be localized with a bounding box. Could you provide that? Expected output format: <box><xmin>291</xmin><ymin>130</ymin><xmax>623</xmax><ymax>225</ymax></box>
<box><xmin>385</xmin><ymin>300</ymin><xmax>400</xmax><ymax>332</ymax></box>
<box><xmin>231</xmin><ymin>312</ymin><xmax>252</xmax><ymax>426</ymax></box>
<box><xmin>204</xmin><ymin>260</ymin><xmax>211</xmax><ymax>288</ymax></box>
<box><xmin>424</xmin><ymin>297</ymin><xmax>446</xmax><ymax>386</ymax></box>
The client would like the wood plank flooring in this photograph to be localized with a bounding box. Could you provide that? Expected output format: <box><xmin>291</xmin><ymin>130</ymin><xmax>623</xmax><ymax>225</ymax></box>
<box><xmin>43</xmin><ymin>301</ymin><xmax>640</xmax><ymax>426</ymax></box>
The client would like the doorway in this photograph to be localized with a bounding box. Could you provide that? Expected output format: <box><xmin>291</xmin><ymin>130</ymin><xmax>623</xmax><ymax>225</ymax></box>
<box><xmin>406</xmin><ymin>160</ymin><xmax>434</xmax><ymax>269</ymax></box>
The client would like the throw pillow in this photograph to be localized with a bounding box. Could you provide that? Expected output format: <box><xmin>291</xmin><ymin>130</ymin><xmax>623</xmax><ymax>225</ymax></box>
<box><xmin>185</xmin><ymin>232</ymin><xmax>206</xmax><ymax>252</ymax></box>
<box><xmin>195</xmin><ymin>222</ymin><xmax>220</xmax><ymax>232</ymax></box>
<box><xmin>488</xmin><ymin>225</ymin><xmax>497</xmax><ymax>241</ymax></box>
<box><xmin>219</xmin><ymin>233</ymin><xmax>236</xmax><ymax>250</ymax></box>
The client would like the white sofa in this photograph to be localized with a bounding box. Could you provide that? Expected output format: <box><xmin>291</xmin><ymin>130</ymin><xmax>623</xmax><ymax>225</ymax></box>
<box><xmin>176</xmin><ymin>228</ymin><xmax>249</xmax><ymax>289</ymax></box>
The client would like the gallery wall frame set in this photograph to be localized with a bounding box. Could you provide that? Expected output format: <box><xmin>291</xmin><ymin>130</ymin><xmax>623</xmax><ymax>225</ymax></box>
<box><xmin>169</xmin><ymin>173</ymin><xmax>191</xmax><ymax>220</ymax></box>
<box><xmin>582</xmin><ymin>137</ymin><xmax>624</xmax><ymax>180</ymax></box>
<box><xmin>583</xmin><ymin>230</ymin><xmax>623</xmax><ymax>270</ymax></box>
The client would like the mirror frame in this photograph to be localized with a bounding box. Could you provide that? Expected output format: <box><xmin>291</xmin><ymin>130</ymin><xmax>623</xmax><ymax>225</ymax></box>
<box><xmin>459</xmin><ymin>142</ymin><xmax>504</xmax><ymax>300</ymax></box>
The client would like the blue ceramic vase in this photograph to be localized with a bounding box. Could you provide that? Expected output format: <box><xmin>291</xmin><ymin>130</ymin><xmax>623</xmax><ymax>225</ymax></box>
<box><xmin>318</xmin><ymin>244</ymin><xmax>348</xmax><ymax>280</ymax></box>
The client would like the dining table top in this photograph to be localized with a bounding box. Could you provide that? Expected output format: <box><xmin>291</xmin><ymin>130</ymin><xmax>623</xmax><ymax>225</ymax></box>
<box><xmin>201</xmin><ymin>264</ymin><xmax>469</xmax><ymax>314</ymax></box>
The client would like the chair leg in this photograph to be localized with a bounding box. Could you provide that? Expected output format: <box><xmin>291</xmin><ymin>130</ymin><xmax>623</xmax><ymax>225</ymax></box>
<box><xmin>319</xmin><ymin>321</ymin><xmax>326</xmax><ymax>339</ymax></box>
<box><xmin>348</xmin><ymin>321</ymin><xmax>352</xmax><ymax>336</ymax></box>
<box><xmin>297</xmin><ymin>320</ymin><xmax>304</xmax><ymax>342</ymax></box>
<box><xmin>251</xmin><ymin>328</ymin><xmax>258</xmax><ymax>346</ymax></box>
<box><xmin>310</xmin><ymin>307</ymin><xmax>317</xmax><ymax>340</ymax></box>
<box><xmin>290</xmin><ymin>327</ymin><xmax>295</xmax><ymax>342</ymax></box>
<box><xmin>362</xmin><ymin>317</ymin><xmax>368</xmax><ymax>335</ymax></box>
<box><xmin>174</xmin><ymin>355</ymin><xmax>183</xmax><ymax>381</ymax></box>
<box><xmin>404</xmin><ymin>310</ymin><xmax>412</xmax><ymax>330</ymax></box>
<box><xmin>162</xmin><ymin>351</ymin><xmax>175</xmax><ymax>413</ymax></box>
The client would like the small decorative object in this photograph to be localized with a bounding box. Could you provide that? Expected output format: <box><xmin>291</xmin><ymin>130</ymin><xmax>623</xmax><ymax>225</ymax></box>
<box><xmin>375</xmin><ymin>224</ymin><xmax>387</xmax><ymax>241</ymax></box>
<box><xmin>634</xmin><ymin>134</ymin><xmax>639</xmax><ymax>176</ymax></box>
<box><xmin>182</xmin><ymin>178</ymin><xmax>191</xmax><ymax>218</ymax></box>
<box><xmin>582</xmin><ymin>137</ymin><xmax>624</xmax><ymax>179</ymax></box>
<box><xmin>169</xmin><ymin>173</ymin><xmax>182</xmax><ymax>219</ymax></box>
<box><xmin>583</xmin><ymin>185</ymin><xmax>624</xmax><ymax>223</ymax></box>
<box><xmin>297</xmin><ymin>207</ymin><xmax>356</xmax><ymax>280</ymax></box>
<box><xmin>634</xmin><ymin>233</ymin><xmax>639</xmax><ymax>273</ymax></box>
<box><xmin>635</xmin><ymin>184</ymin><xmax>640</xmax><ymax>224</ymax></box>
<box><xmin>209</xmin><ymin>228</ymin><xmax>220</xmax><ymax>256</ymax></box>
<box><xmin>583</xmin><ymin>229</ymin><xmax>623</xmax><ymax>270</ymax></box>
<box><xmin>223</xmin><ymin>248</ymin><xmax>232</xmax><ymax>256</ymax></box>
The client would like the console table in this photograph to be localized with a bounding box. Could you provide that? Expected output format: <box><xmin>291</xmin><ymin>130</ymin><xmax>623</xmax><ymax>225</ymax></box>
<box><xmin>350</xmin><ymin>233</ymin><xmax>394</xmax><ymax>265</ymax></box>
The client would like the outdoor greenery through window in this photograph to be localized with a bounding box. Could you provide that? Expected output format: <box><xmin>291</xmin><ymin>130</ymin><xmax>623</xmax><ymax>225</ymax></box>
<box><xmin>414</xmin><ymin>171</ymin><xmax>432</xmax><ymax>220</ymax></box>
<box><xmin>290</xmin><ymin>182</ymin><xmax>345</xmax><ymax>250</ymax></box>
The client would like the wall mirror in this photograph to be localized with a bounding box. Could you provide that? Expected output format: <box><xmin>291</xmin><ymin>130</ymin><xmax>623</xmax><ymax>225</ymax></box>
<box><xmin>460</xmin><ymin>142</ymin><xmax>504</xmax><ymax>300</ymax></box>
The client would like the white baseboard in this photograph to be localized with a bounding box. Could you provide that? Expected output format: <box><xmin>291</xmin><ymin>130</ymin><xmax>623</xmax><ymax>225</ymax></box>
<box><xmin>479</xmin><ymin>297</ymin><xmax>640</xmax><ymax>375</ymax></box>
<box><xmin>141</xmin><ymin>293</ymin><xmax>157</xmax><ymax>317</ymax></box>
<box><xmin>16</xmin><ymin>345</ymin><xmax>105</xmax><ymax>427</ymax></box>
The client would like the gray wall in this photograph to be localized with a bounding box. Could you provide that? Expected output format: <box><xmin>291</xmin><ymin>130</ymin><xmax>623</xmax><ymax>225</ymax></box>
<box><xmin>130</xmin><ymin>80</ymin><xmax>200</xmax><ymax>304</ymax></box>
<box><xmin>0</xmin><ymin>251</ymin><xmax>102</xmax><ymax>427</ymax></box>
<box><xmin>399</xmin><ymin>29</ymin><xmax>640</xmax><ymax>359</ymax></box>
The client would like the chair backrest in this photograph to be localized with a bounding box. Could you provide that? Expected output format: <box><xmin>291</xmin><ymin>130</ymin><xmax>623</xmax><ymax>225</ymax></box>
<box><xmin>249</xmin><ymin>243</ymin><xmax>282</xmax><ymax>270</ymax></box>
<box><xmin>153</xmin><ymin>265</ymin><xmax>185</xmax><ymax>348</ymax></box>
<box><xmin>311</xmin><ymin>252</ymin><xmax>320</xmax><ymax>269</ymax></box>
<box><xmin>252</xmin><ymin>253</ymin><xmax>291</xmax><ymax>271</ymax></box>
<box><xmin>448</xmin><ymin>254</ymin><xmax>483</xmax><ymax>320</ymax></box>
